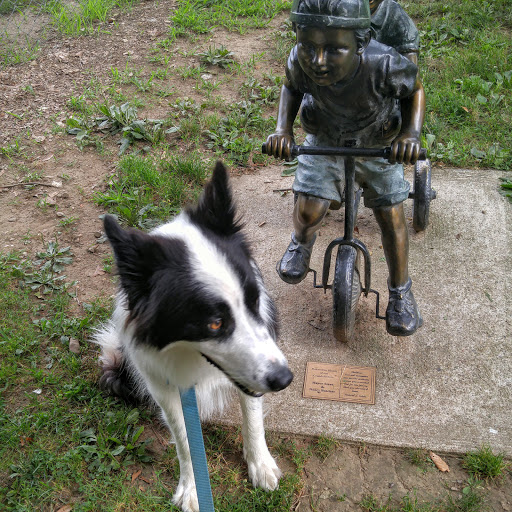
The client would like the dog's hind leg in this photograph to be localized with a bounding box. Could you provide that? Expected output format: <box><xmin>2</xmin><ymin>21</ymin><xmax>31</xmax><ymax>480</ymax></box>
<box><xmin>239</xmin><ymin>392</ymin><xmax>282</xmax><ymax>491</ymax></box>
<box><xmin>150</xmin><ymin>386</ymin><xmax>199</xmax><ymax>512</ymax></box>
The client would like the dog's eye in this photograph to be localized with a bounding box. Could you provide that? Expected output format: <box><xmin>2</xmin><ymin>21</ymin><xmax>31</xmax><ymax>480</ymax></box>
<box><xmin>208</xmin><ymin>319</ymin><xmax>223</xmax><ymax>332</ymax></box>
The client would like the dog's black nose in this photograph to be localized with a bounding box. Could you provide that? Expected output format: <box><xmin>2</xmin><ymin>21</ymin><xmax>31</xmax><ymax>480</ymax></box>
<box><xmin>267</xmin><ymin>366</ymin><xmax>293</xmax><ymax>391</ymax></box>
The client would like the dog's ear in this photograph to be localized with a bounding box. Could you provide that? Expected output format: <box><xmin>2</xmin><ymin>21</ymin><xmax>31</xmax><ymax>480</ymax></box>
<box><xmin>103</xmin><ymin>214</ymin><xmax>158</xmax><ymax>283</ymax></box>
<box><xmin>187</xmin><ymin>161</ymin><xmax>243</xmax><ymax>237</ymax></box>
<box><xmin>103</xmin><ymin>215</ymin><xmax>183</xmax><ymax>305</ymax></box>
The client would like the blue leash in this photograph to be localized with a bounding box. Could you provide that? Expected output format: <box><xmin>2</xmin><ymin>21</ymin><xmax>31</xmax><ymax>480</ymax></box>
<box><xmin>179</xmin><ymin>387</ymin><xmax>215</xmax><ymax>512</ymax></box>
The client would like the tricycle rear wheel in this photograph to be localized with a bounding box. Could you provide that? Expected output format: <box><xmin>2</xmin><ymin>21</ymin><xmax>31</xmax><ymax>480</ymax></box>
<box><xmin>412</xmin><ymin>159</ymin><xmax>433</xmax><ymax>232</ymax></box>
<box><xmin>332</xmin><ymin>245</ymin><xmax>362</xmax><ymax>342</ymax></box>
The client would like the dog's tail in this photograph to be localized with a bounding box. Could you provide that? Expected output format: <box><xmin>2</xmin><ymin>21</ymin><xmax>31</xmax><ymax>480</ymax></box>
<box><xmin>94</xmin><ymin>321</ymin><xmax>140</xmax><ymax>404</ymax></box>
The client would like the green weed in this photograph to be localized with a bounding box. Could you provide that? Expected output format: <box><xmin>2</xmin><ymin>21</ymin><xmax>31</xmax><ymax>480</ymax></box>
<box><xmin>198</xmin><ymin>45</ymin><xmax>235</xmax><ymax>68</ymax></box>
<box><xmin>0</xmin><ymin>137</ymin><xmax>25</xmax><ymax>161</ymax></box>
<box><xmin>462</xmin><ymin>444</ymin><xmax>509</xmax><ymax>481</ymax></box>
<box><xmin>0</xmin><ymin>37</ymin><xmax>40</xmax><ymax>66</ymax></box>
<box><xmin>315</xmin><ymin>434</ymin><xmax>339</xmax><ymax>461</ymax></box>
<box><xmin>360</xmin><ymin>492</ymin><xmax>440</xmax><ymax>512</ymax></box>
<box><xmin>499</xmin><ymin>177</ymin><xmax>512</xmax><ymax>203</ymax></box>
<box><xmin>23</xmin><ymin>241</ymin><xmax>76</xmax><ymax>296</ymax></box>
<box><xmin>271</xmin><ymin>19</ymin><xmax>296</xmax><ymax>64</ymax></box>
<box><xmin>405</xmin><ymin>448</ymin><xmax>433</xmax><ymax>473</ymax></box>
<box><xmin>360</xmin><ymin>493</ymin><xmax>392</xmax><ymax>512</ymax></box>
<box><xmin>205</xmin><ymin>100</ymin><xmax>274</xmax><ymax>164</ymax></box>
<box><xmin>445</xmin><ymin>478</ymin><xmax>487</xmax><ymax>512</ymax></box>
<box><xmin>67</xmin><ymin>102</ymin><xmax>172</xmax><ymax>154</ymax></box>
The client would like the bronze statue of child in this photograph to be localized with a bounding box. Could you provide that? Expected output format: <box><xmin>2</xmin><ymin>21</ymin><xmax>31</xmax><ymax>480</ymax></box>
<box><xmin>265</xmin><ymin>0</ymin><xmax>426</xmax><ymax>336</ymax></box>
<box><xmin>370</xmin><ymin>0</ymin><xmax>420</xmax><ymax>64</ymax></box>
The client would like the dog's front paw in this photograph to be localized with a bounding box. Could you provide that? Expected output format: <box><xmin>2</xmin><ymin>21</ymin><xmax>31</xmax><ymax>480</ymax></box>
<box><xmin>172</xmin><ymin>481</ymin><xmax>199</xmax><ymax>512</ymax></box>
<box><xmin>246</xmin><ymin>454</ymin><xmax>282</xmax><ymax>491</ymax></box>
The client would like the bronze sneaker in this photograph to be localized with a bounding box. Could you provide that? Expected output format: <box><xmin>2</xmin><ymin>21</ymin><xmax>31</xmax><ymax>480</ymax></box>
<box><xmin>276</xmin><ymin>233</ymin><xmax>316</xmax><ymax>284</ymax></box>
<box><xmin>386</xmin><ymin>278</ymin><xmax>423</xmax><ymax>336</ymax></box>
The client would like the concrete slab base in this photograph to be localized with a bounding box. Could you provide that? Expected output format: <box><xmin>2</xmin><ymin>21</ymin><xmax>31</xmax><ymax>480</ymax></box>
<box><xmin>227</xmin><ymin>164</ymin><xmax>511</xmax><ymax>456</ymax></box>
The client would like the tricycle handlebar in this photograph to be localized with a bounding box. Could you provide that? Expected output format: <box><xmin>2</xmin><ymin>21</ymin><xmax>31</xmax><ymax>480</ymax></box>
<box><xmin>261</xmin><ymin>143</ymin><xmax>427</xmax><ymax>161</ymax></box>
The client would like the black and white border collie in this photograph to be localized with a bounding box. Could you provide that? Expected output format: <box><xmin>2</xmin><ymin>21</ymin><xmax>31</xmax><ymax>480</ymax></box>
<box><xmin>94</xmin><ymin>162</ymin><xmax>293</xmax><ymax>512</ymax></box>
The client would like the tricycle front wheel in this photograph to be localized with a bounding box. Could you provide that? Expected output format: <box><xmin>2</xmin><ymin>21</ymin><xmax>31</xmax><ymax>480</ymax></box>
<box><xmin>332</xmin><ymin>245</ymin><xmax>362</xmax><ymax>343</ymax></box>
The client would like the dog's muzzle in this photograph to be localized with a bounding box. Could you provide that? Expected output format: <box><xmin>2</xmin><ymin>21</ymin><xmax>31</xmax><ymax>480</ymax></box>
<box><xmin>266</xmin><ymin>365</ymin><xmax>293</xmax><ymax>392</ymax></box>
<box><xmin>201</xmin><ymin>354</ymin><xmax>293</xmax><ymax>396</ymax></box>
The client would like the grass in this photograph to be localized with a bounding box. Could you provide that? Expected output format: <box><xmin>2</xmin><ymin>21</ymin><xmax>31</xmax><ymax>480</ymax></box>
<box><xmin>406</xmin><ymin>0</ymin><xmax>512</xmax><ymax>170</ymax></box>
<box><xmin>94</xmin><ymin>152</ymin><xmax>211</xmax><ymax>227</ymax></box>
<box><xmin>45</xmin><ymin>0</ymin><xmax>140</xmax><ymax>36</ymax></box>
<box><xmin>462</xmin><ymin>444</ymin><xmax>509</xmax><ymax>480</ymax></box>
<box><xmin>165</xmin><ymin>0</ymin><xmax>291</xmax><ymax>41</ymax></box>
<box><xmin>315</xmin><ymin>434</ymin><xmax>339</xmax><ymax>461</ymax></box>
<box><xmin>0</xmin><ymin>248</ymin><xmax>307</xmax><ymax>511</ymax></box>
<box><xmin>359</xmin><ymin>483</ymin><xmax>487</xmax><ymax>512</ymax></box>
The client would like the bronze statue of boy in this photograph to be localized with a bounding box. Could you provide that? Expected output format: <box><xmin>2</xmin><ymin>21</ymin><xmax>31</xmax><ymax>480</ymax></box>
<box><xmin>265</xmin><ymin>0</ymin><xmax>426</xmax><ymax>336</ymax></box>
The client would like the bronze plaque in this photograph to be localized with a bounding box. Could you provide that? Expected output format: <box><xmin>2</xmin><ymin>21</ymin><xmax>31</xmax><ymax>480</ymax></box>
<box><xmin>303</xmin><ymin>362</ymin><xmax>376</xmax><ymax>405</ymax></box>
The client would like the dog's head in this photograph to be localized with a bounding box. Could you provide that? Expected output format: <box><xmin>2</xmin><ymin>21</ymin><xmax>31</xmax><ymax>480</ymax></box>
<box><xmin>103</xmin><ymin>161</ymin><xmax>293</xmax><ymax>396</ymax></box>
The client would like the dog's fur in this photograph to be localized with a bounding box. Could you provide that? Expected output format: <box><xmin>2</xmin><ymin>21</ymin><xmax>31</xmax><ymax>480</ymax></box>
<box><xmin>94</xmin><ymin>162</ymin><xmax>293</xmax><ymax>512</ymax></box>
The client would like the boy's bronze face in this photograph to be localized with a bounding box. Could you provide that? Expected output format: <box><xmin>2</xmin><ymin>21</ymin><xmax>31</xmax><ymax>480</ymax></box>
<box><xmin>296</xmin><ymin>26</ymin><xmax>360</xmax><ymax>86</ymax></box>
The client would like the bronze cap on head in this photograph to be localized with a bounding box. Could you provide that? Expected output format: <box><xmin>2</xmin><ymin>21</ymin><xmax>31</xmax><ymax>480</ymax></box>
<box><xmin>290</xmin><ymin>0</ymin><xmax>371</xmax><ymax>28</ymax></box>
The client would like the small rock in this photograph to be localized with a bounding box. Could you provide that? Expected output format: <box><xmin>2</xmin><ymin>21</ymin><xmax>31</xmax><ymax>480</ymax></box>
<box><xmin>56</xmin><ymin>212</ymin><xmax>65</xmax><ymax>217</ymax></box>
<box><xmin>87</xmin><ymin>245</ymin><xmax>97</xmax><ymax>253</ymax></box>
<box><xmin>8</xmin><ymin>217</ymin><xmax>17</xmax><ymax>222</ymax></box>
<box><xmin>69</xmin><ymin>338</ymin><xmax>80</xmax><ymax>354</ymax></box>
<box><xmin>93</xmin><ymin>231</ymin><xmax>102</xmax><ymax>238</ymax></box>
<box><xmin>319</xmin><ymin>489</ymin><xmax>330</xmax><ymax>500</ymax></box>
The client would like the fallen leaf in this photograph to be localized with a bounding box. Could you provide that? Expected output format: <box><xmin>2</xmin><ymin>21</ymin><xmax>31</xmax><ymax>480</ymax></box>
<box><xmin>20</xmin><ymin>436</ymin><xmax>33</xmax><ymax>447</ymax></box>
<box><xmin>131</xmin><ymin>469</ymin><xmax>142</xmax><ymax>482</ymax></box>
<box><xmin>92</xmin><ymin>265</ymin><xmax>105</xmax><ymax>277</ymax></box>
<box><xmin>429</xmin><ymin>451</ymin><xmax>450</xmax><ymax>472</ymax></box>
<box><xmin>140</xmin><ymin>476</ymin><xmax>151</xmax><ymax>484</ymax></box>
<box><xmin>54</xmin><ymin>51</ymin><xmax>68</xmax><ymax>62</ymax></box>
<box><xmin>56</xmin><ymin>506</ymin><xmax>73</xmax><ymax>512</ymax></box>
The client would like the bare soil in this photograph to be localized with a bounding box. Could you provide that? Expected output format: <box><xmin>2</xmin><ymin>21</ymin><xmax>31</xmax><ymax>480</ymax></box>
<box><xmin>1</xmin><ymin>1</ymin><xmax>511</xmax><ymax>510</ymax></box>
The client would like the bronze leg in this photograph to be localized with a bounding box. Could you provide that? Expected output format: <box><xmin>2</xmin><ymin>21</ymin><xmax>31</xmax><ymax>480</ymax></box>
<box><xmin>372</xmin><ymin>202</ymin><xmax>409</xmax><ymax>288</ymax></box>
<box><xmin>373</xmin><ymin>202</ymin><xmax>422</xmax><ymax>336</ymax></box>
<box><xmin>293</xmin><ymin>193</ymin><xmax>330</xmax><ymax>243</ymax></box>
<box><xmin>277</xmin><ymin>193</ymin><xmax>330</xmax><ymax>284</ymax></box>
